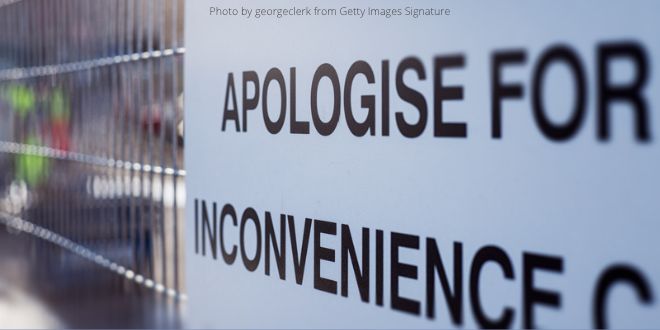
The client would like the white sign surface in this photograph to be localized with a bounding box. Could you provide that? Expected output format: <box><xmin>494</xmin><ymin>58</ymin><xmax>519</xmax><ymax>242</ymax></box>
<box><xmin>184</xmin><ymin>1</ymin><xmax>660</xmax><ymax>328</ymax></box>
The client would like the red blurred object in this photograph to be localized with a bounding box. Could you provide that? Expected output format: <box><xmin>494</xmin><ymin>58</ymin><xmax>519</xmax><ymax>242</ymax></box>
<box><xmin>50</xmin><ymin>121</ymin><xmax>70</xmax><ymax>151</ymax></box>
<box><xmin>141</xmin><ymin>107</ymin><xmax>162</xmax><ymax>135</ymax></box>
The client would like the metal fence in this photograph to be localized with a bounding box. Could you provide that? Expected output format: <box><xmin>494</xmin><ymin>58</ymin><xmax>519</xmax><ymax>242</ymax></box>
<box><xmin>0</xmin><ymin>0</ymin><xmax>185</xmax><ymax>327</ymax></box>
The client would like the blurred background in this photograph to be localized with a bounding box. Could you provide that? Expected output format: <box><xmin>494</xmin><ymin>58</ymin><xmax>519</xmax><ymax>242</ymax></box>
<box><xmin>0</xmin><ymin>0</ymin><xmax>186</xmax><ymax>328</ymax></box>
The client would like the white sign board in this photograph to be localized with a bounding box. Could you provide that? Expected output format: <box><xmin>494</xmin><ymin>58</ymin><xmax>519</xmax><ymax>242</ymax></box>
<box><xmin>184</xmin><ymin>1</ymin><xmax>660</xmax><ymax>328</ymax></box>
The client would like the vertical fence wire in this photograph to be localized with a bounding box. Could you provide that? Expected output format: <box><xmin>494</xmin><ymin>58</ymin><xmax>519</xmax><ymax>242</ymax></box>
<box><xmin>0</xmin><ymin>0</ymin><xmax>185</xmax><ymax>326</ymax></box>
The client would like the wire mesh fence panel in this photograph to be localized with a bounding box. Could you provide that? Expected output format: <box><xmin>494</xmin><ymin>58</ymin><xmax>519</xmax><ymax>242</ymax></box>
<box><xmin>0</xmin><ymin>0</ymin><xmax>185</xmax><ymax>327</ymax></box>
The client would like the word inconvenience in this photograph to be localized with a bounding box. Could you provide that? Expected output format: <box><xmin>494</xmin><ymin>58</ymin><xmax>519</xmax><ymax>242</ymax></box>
<box><xmin>194</xmin><ymin>199</ymin><xmax>654</xmax><ymax>328</ymax></box>
<box><xmin>221</xmin><ymin>41</ymin><xmax>651</xmax><ymax>142</ymax></box>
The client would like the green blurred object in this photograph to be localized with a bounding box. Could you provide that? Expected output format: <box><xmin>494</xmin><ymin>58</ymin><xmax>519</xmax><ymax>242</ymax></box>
<box><xmin>16</xmin><ymin>136</ymin><xmax>50</xmax><ymax>187</ymax></box>
<box><xmin>50</xmin><ymin>88</ymin><xmax>70</xmax><ymax>121</ymax></box>
<box><xmin>4</xmin><ymin>84</ymin><xmax>36</xmax><ymax>118</ymax></box>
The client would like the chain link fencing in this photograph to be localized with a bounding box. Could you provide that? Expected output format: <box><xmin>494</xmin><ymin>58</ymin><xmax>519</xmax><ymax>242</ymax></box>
<box><xmin>0</xmin><ymin>0</ymin><xmax>186</xmax><ymax>327</ymax></box>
